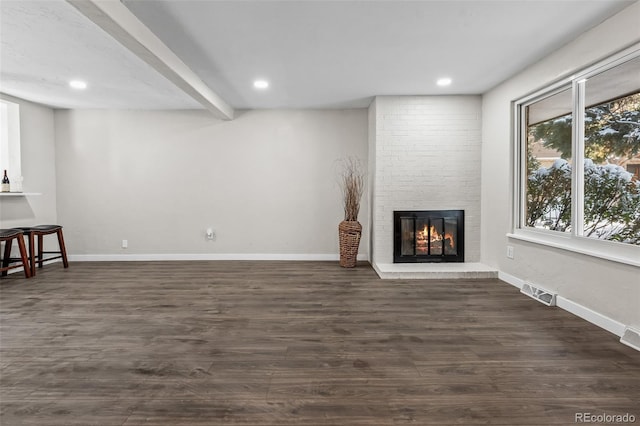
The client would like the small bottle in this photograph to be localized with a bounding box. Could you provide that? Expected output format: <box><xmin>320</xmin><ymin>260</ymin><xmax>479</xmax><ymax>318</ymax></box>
<box><xmin>1</xmin><ymin>170</ymin><xmax>10</xmax><ymax>192</ymax></box>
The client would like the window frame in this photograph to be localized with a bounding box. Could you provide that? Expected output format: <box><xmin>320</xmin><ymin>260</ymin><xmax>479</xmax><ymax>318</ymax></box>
<box><xmin>510</xmin><ymin>43</ymin><xmax>640</xmax><ymax>267</ymax></box>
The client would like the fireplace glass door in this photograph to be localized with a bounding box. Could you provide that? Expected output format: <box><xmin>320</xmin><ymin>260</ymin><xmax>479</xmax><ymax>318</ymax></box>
<box><xmin>394</xmin><ymin>210</ymin><xmax>464</xmax><ymax>263</ymax></box>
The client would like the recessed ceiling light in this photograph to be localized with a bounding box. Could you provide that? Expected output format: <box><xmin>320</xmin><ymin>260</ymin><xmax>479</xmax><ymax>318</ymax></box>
<box><xmin>69</xmin><ymin>80</ymin><xmax>87</xmax><ymax>90</ymax></box>
<box><xmin>253</xmin><ymin>80</ymin><xmax>269</xmax><ymax>89</ymax></box>
<box><xmin>437</xmin><ymin>77</ymin><xmax>452</xmax><ymax>87</ymax></box>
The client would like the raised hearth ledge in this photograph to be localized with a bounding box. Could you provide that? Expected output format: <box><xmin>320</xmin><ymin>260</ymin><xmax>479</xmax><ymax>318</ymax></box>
<box><xmin>373</xmin><ymin>262</ymin><xmax>498</xmax><ymax>279</ymax></box>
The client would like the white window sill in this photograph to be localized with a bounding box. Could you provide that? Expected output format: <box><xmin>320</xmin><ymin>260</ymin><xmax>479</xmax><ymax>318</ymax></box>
<box><xmin>507</xmin><ymin>229</ymin><xmax>640</xmax><ymax>268</ymax></box>
<box><xmin>0</xmin><ymin>192</ymin><xmax>41</xmax><ymax>197</ymax></box>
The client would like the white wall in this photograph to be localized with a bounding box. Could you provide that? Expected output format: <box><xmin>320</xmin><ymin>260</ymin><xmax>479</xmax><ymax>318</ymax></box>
<box><xmin>0</xmin><ymin>93</ymin><xmax>57</xmax><ymax>229</ymax></box>
<box><xmin>481</xmin><ymin>3</ymin><xmax>640</xmax><ymax>331</ymax></box>
<box><xmin>370</xmin><ymin>96</ymin><xmax>483</xmax><ymax>266</ymax></box>
<box><xmin>54</xmin><ymin>108</ymin><xmax>368</xmax><ymax>259</ymax></box>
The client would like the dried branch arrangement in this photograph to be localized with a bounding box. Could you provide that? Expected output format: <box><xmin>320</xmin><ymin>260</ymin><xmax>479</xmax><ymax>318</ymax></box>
<box><xmin>339</xmin><ymin>157</ymin><xmax>365</xmax><ymax>222</ymax></box>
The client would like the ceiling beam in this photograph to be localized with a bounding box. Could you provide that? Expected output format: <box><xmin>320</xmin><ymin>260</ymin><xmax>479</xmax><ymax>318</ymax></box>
<box><xmin>66</xmin><ymin>0</ymin><xmax>234</xmax><ymax>120</ymax></box>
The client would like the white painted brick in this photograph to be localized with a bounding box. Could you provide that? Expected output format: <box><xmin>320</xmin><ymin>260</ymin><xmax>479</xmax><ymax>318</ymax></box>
<box><xmin>369</xmin><ymin>95</ymin><xmax>482</xmax><ymax>264</ymax></box>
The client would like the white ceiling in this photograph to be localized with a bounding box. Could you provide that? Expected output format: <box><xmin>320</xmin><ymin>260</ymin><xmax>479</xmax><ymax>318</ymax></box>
<box><xmin>0</xmin><ymin>0</ymin><xmax>201</xmax><ymax>109</ymax></box>
<box><xmin>0</xmin><ymin>0</ymin><xmax>637</xmax><ymax>110</ymax></box>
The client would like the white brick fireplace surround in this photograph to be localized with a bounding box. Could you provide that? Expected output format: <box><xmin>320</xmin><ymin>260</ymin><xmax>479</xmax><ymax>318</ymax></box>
<box><xmin>368</xmin><ymin>96</ymin><xmax>497</xmax><ymax>279</ymax></box>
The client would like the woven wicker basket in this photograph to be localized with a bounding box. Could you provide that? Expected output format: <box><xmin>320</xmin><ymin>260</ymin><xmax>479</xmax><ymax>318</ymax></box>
<box><xmin>338</xmin><ymin>220</ymin><xmax>362</xmax><ymax>268</ymax></box>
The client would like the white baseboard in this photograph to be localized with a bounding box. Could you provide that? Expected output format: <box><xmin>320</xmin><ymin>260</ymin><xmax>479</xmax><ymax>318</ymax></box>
<box><xmin>68</xmin><ymin>253</ymin><xmax>369</xmax><ymax>262</ymax></box>
<box><xmin>498</xmin><ymin>271</ymin><xmax>525</xmax><ymax>289</ymax></box>
<box><xmin>555</xmin><ymin>296</ymin><xmax>626</xmax><ymax>337</ymax></box>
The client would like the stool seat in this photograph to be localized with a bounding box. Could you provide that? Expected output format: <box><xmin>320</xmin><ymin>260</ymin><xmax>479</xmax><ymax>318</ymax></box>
<box><xmin>18</xmin><ymin>225</ymin><xmax>62</xmax><ymax>232</ymax></box>
<box><xmin>18</xmin><ymin>225</ymin><xmax>69</xmax><ymax>276</ymax></box>
<box><xmin>1</xmin><ymin>228</ymin><xmax>31</xmax><ymax>278</ymax></box>
<box><xmin>0</xmin><ymin>229</ymin><xmax>24</xmax><ymax>239</ymax></box>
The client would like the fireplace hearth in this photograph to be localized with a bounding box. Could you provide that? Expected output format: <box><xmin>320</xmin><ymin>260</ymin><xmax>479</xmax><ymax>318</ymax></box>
<box><xmin>394</xmin><ymin>210</ymin><xmax>464</xmax><ymax>263</ymax></box>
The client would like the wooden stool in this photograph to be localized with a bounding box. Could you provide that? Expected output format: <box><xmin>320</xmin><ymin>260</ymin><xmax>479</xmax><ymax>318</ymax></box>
<box><xmin>18</xmin><ymin>225</ymin><xmax>69</xmax><ymax>277</ymax></box>
<box><xmin>1</xmin><ymin>229</ymin><xmax>32</xmax><ymax>278</ymax></box>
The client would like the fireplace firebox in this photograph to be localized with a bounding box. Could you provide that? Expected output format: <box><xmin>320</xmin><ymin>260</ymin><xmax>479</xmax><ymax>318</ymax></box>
<box><xmin>393</xmin><ymin>210</ymin><xmax>464</xmax><ymax>263</ymax></box>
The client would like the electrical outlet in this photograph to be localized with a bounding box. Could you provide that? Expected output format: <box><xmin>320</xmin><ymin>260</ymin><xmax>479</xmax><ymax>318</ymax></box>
<box><xmin>122</xmin><ymin>239</ymin><xmax>128</xmax><ymax>249</ymax></box>
<box><xmin>206</xmin><ymin>228</ymin><xmax>215</xmax><ymax>240</ymax></box>
<box><xmin>506</xmin><ymin>245</ymin><xmax>514</xmax><ymax>259</ymax></box>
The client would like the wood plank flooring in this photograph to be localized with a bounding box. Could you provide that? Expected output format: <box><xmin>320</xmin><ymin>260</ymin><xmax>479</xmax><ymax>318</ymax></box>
<box><xmin>1</xmin><ymin>261</ymin><xmax>639</xmax><ymax>425</ymax></box>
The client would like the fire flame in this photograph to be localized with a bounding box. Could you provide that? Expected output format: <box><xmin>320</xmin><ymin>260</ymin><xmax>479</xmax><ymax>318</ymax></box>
<box><xmin>417</xmin><ymin>225</ymin><xmax>455</xmax><ymax>248</ymax></box>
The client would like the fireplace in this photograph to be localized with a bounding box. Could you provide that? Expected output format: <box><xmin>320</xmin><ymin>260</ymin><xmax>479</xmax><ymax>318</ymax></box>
<box><xmin>393</xmin><ymin>210</ymin><xmax>464</xmax><ymax>263</ymax></box>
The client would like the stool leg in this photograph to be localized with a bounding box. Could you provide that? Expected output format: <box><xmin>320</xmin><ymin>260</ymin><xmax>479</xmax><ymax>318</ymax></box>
<box><xmin>37</xmin><ymin>234</ymin><xmax>44</xmax><ymax>269</ymax></box>
<box><xmin>56</xmin><ymin>229</ymin><xmax>69</xmax><ymax>268</ymax></box>
<box><xmin>16</xmin><ymin>235</ymin><xmax>31</xmax><ymax>278</ymax></box>
<box><xmin>2</xmin><ymin>239</ymin><xmax>11</xmax><ymax>277</ymax></box>
<box><xmin>27</xmin><ymin>232</ymin><xmax>36</xmax><ymax>277</ymax></box>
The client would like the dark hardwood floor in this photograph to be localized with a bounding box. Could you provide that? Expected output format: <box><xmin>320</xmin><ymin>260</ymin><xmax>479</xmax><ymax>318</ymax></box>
<box><xmin>1</xmin><ymin>261</ymin><xmax>638</xmax><ymax>425</ymax></box>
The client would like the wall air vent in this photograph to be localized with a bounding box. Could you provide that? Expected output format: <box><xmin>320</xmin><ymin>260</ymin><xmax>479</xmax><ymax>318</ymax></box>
<box><xmin>521</xmin><ymin>282</ymin><xmax>557</xmax><ymax>306</ymax></box>
<box><xmin>620</xmin><ymin>327</ymin><xmax>640</xmax><ymax>351</ymax></box>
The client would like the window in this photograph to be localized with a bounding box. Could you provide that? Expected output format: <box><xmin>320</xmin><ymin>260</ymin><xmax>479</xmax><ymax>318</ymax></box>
<box><xmin>0</xmin><ymin>99</ymin><xmax>21</xmax><ymax>183</ymax></box>
<box><xmin>582</xmin><ymin>60</ymin><xmax>640</xmax><ymax>244</ymax></box>
<box><xmin>525</xmin><ymin>87</ymin><xmax>572</xmax><ymax>233</ymax></box>
<box><xmin>514</xmin><ymin>45</ymin><xmax>640</xmax><ymax>263</ymax></box>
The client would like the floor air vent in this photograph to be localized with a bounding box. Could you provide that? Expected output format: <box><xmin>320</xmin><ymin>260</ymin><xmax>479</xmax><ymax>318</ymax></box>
<box><xmin>521</xmin><ymin>282</ymin><xmax>556</xmax><ymax>306</ymax></box>
<box><xmin>620</xmin><ymin>327</ymin><xmax>640</xmax><ymax>351</ymax></box>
